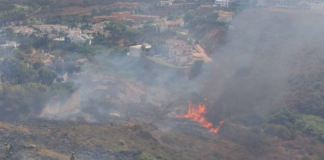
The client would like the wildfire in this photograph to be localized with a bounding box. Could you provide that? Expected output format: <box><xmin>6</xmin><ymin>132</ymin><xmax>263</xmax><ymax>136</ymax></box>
<box><xmin>175</xmin><ymin>100</ymin><xmax>224</xmax><ymax>133</ymax></box>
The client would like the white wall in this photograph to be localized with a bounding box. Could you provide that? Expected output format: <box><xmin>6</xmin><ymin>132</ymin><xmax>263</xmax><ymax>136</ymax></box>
<box><xmin>129</xmin><ymin>46</ymin><xmax>142</xmax><ymax>57</ymax></box>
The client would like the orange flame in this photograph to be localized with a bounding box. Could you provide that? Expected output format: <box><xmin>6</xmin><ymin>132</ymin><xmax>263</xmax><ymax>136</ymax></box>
<box><xmin>209</xmin><ymin>121</ymin><xmax>225</xmax><ymax>133</ymax></box>
<box><xmin>176</xmin><ymin>101</ymin><xmax>224</xmax><ymax>133</ymax></box>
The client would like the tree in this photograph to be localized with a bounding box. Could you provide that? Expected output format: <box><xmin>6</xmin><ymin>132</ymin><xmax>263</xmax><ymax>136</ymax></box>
<box><xmin>37</xmin><ymin>68</ymin><xmax>57</xmax><ymax>85</ymax></box>
<box><xmin>206</xmin><ymin>12</ymin><xmax>219</xmax><ymax>23</ymax></box>
<box><xmin>0</xmin><ymin>83</ymin><xmax>50</xmax><ymax>121</ymax></box>
<box><xmin>33</xmin><ymin>61</ymin><xmax>44</xmax><ymax>71</ymax></box>
<box><xmin>104</xmin><ymin>22</ymin><xmax>127</xmax><ymax>39</ymax></box>
<box><xmin>184</xmin><ymin>10</ymin><xmax>196</xmax><ymax>23</ymax></box>
<box><xmin>92</xmin><ymin>9</ymin><xmax>98</xmax><ymax>16</ymax></box>
<box><xmin>0</xmin><ymin>57</ymin><xmax>36</xmax><ymax>85</ymax></box>
<box><xmin>65</xmin><ymin>61</ymin><xmax>79</xmax><ymax>74</ymax></box>
<box><xmin>167</xmin><ymin>14</ymin><xmax>178</xmax><ymax>21</ymax></box>
<box><xmin>55</xmin><ymin>77</ymin><xmax>64</xmax><ymax>83</ymax></box>
<box><xmin>81</xmin><ymin>24</ymin><xmax>91</xmax><ymax>30</ymax></box>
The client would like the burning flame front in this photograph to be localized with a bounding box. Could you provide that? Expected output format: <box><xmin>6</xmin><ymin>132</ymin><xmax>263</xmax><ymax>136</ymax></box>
<box><xmin>176</xmin><ymin>101</ymin><xmax>224</xmax><ymax>133</ymax></box>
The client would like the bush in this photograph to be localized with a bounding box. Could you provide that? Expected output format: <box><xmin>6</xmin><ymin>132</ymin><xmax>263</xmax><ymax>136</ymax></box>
<box><xmin>137</xmin><ymin>152</ymin><xmax>157</xmax><ymax>160</ymax></box>
<box><xmin>269</xmin><ymin>108</ymin><xmax>298</xmax><ymax>126</ymax></box>
<box><xmin>238</xmin><ymin>112</ymin><xmax>267</xmax><ymax>126</ymax></box>
<box><xmin>0</xmin><ymin>83</ymin><xmax>50</xmax><ymax>121</ymax></box>
<box><xmin>264</xmin><ymin>124</ymin><xmax>297</xmax><ymax>140</ymax></box>
<box><xmin>301</xmin><ymin>156</ymin><xmax>311</xmax><ymax>160</ymax></box>
<box><xmin>294</xmin><ymin>114</ymin><xmax>324</xmax><ymax>141</ymax></box>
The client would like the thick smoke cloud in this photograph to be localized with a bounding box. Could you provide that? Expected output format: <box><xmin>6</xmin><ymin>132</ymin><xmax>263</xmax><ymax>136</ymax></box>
<box><xmin>202</xmin><ymin>9</ymin><xmax>324</xmax><ymax>125</ymax></box>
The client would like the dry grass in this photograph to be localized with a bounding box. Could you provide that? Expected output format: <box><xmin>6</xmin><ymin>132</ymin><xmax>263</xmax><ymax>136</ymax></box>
<box><xmin>0</xmin><ymin>122</ymin><xmax>30</xmax><ymax>134</ymax></box>
<box><xmin>1</xmin><ymin>119</ymin><xmax>324</xmax><ymax>160</ymax></box>
<box><xmin>35</xmin><ymin>148</ymin><xmax>70</xmax><ymax>160</ymax></box>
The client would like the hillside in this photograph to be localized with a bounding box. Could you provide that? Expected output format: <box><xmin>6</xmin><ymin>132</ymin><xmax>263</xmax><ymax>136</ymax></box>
<box><xmin>2</xmin><ymin>1</ymin><xmax>324</xmax><ymax>160</ymax></box>
<box><xmin>1</xmin><ymin>118</ymin><xmax>324</xmax><ymax>160</ymax></box>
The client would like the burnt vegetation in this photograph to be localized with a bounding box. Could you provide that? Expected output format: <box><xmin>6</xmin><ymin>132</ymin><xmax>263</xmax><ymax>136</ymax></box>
<box><xmin>0</xmin><ymin>0</ymin><xmax>324</xmax><ymax>160</ymax></box>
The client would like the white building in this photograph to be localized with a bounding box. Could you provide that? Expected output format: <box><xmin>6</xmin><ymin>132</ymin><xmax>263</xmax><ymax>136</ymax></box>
<box><xmin>257</xmin><ymin>0</ymin><xmax>267</xmax><ymax>6</ymax></box>
<box><xmin>158</xmin><ymin>1</ymin><xmax>172</xmax><ymax>6</ymax></box>
<box><xmin>11</xmin><ymin>26</ymin><xmax>35</xmax><ymax>37</ymax></box>
<box><xmin>217</xmin><ymin>11</ymin><xmax>235</xmax><ymax>23</ymax></box>
<box><xmin>128</xmin><ymin>43</ymin><xmax>151</xmax><ymax>57</ymax></box>
<box><xmin>67</xmin><ymin>34</ymin><xmax>93</xmax><ymax>45</ymax></box>
<box><xmin>36</xmin><ymin>25</ymin><xmax>69</xmax><ymax>34</ymax></box>
<box><xmin>129</xmin><ymin>45</ymin><xmax>142</xmax><ymax>57</ymax></box>
<box><xmin>309</xmin><ymin>2</ymin><xmax>324</xmax><ymax>9</ymax></box>
<box><xmin>0</xmin><ymin>41</ymin><xmax>19</xmax><ymax>49</ymax></box>
<box><xmin>299</xmin><ymin>0</ymin><xmax>324</xmax><ymax>9</ymax></box>
<box><xmin>53</xmin><ymin>37</ymin><xmax>65</xmax><ymax>42</ymax></box>
<box><xmin>155</xmin><ymin>19</ymin><xmax>184</xmax><ymax>33</ymax></box>
<box><xmin>276</xmin><ymin>0</ymin><xmax>324</xmax><ymax>9</ymax></box>
<box><xmin>215</xmin><ymin>0</ymin><xmax>230</xmax><ymax>7</ymax></box>
<box><xmin>166</xmin><ymin>39</ymin><xmax>193</xmax><ymax>65</ymax></box>
<box><xmin>304</xmin><ymin>0</ymin><xmax>324</xmax><ymax>3</ymax></box>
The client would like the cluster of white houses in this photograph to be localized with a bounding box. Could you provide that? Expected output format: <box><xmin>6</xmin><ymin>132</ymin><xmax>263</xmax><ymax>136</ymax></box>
<box><xmin>214</xmin><ymin>0</ymin><xmax>324</xmax><ymax>10</ymax></box>
<box><xmin>129</xmin><ymin>38</ymin><xmax>198</xmax><ymax>66</ymax></box>
<box><xmin>10</xmin><ymin>24</ymin><xmax>95</xmax><ymax>44</ymax></box>
<box><xmin>155</xmin><ymin>18</ymin><xmax>185</xmax><ymax>33</ymax></box>
<box><xmin>257</xmin><ymin>0</ymin><xmax>324</xmax><ymax>9</ymax></box>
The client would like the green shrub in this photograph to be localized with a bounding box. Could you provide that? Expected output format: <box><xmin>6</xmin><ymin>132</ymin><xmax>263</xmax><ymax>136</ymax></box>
<box><xmin>269</xmin><ymin>108</ymin><xmax>298</xmax><ymax>126</ymax></box>
<box><xmin>294</xmin><ymin>114</ymin><xmax>324</xmax><ymax>141</ymax></box>
<box><xmin>264</xmin><ymin>124</ymin><xmax>297</xmax><ymax>140</ymax></box>
<box><xmin>138</xmin><ymin>152</ymin><xmax>158</xmax><ymax>160</ymax></box>
<box><xmin>301</xmin><ymin>156</ymin><xmax>311</xmax><ymax>160</ymax></box>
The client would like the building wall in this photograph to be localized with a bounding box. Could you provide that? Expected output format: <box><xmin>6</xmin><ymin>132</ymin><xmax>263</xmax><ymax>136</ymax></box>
<box><xmin>69</xmin><ymin>36</ymin><xmax>86</xmax><ymax>44</ymax></box>
<box><xmin>308</xmin><ymin>2</ymin><xmax>324</xmax><ymax>9</ymax></box>
<box><xmin>215</xmin><ymin>0</ymin><xmax>230</xmax><ymax>7</ymax></box>
<box><xmin>257</xmin><ymin>0</ymin><xmax>267</xmax><ymax>6</ymax></box>
<box><xmin>129</xmin><ymin>45</ymin><xmax>142</xmax><ymax>57</ymax></box>
<box><xmin>176</xmin><ymin>54</ymin><xmax>192</xmax><ymax>64</ymax></box>
<box><xmin>169</xmin><ymin>44</ymin><xmax>193</xmax><ymax>64</ymax></box>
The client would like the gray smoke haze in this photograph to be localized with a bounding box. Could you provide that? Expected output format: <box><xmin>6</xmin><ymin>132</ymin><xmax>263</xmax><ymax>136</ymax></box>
<box><xmin>201</xmin><ymin>8</ymin><xmax>324</xmax><ymax>125</ymax></box>
<box><xmin>41</xmin><ymin>8</ymin><xmax>324</xmax><ymax>130</ymax></box>
<box><xmin>41</xmin><ymin>53</ymin><xmax>201</xmax><ymax>122</ymax></box>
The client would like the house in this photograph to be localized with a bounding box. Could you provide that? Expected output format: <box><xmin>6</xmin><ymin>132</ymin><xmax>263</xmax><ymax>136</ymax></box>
<box><xmin>274</xmin><ymin>0</ymin><xmax>324</xmax><ymax>9</ymax></box>
<box><xmin>69</xmin><ymin>28</ymin><xmax>82</xmax><ymax>35</ymax></box>
<box><xmin>128</xmin><ymin>15</ymin><xmax>160</xmax><ymax>22</ymax></box>
<box><xmin>66</xmin><ymin>34</ymin><xmax>93</xmax><ymax>45</ymax></box>
<box><xmin>0</xmin><ymin>41</ymin><xmax>19</xmax><ymax>49</ymax></box>
<box><xmin>92</xmin><ymin>12</ymin><xmax>159</xmax><ymax>23</ymax></box>
<box><xmin>92</xmin><ymin>12</ymin><xmax>132</xmax><ymax>23</ymax></box>
<box><xmin>217</xmin><ymin>11</ymin><xmax>235</xmax><ymax>23</ymax></box>
<box><xmin>257</xmin><ymin>0</ymin><xmax>267</xmax><ymax>6</ymax></box>
<box><xmin>36</xmin><ymin>25</ymin><xmax>69</xmax><ymax>34</ymax></box>
<box><xmin>166</xmin><ymin>39</ymin><xmax>193</xmax><ymax>65</ymax></box>
<box><xmin>298</xmin><ymin>0</ymin><xmax>324</xmax><ymax>10</ymax></box>
<box><xmin>128</xmin><ymin>43</ymin><xmax>151</xmax><ymax>57</ymax></box>
<box><xmin>155</xmin><ymin>19</ymin><xmax>184</xmax><ymax>33</ymax></box>
<box><xmin>25</xmin><ymin>49</ymin><xmax>55</xmax><ymax>65</ymax></box>
<box><xmin>309</xmin><ymin>2</ymin><xmax>324</xmax><ymax>9</ymax></box>
<box><xmin>215</xmin><ymin>0</ymin><xmax>231</xmax><ymax>7</ymax></box>
<box><xmin>275</xmin><ymin>0</ymin><xmax>299</xmax><ymax>8</ymax></box>
<box><xmin>84</xmin><ymin>21</ymin><xmax>111</xmax><ymax>37</ymax></box>
<box><xmin>129</xmin><ymin>45</ymin><xmax>142</xmax><ymax>57</ymax></box>
<box><xmin>75</xmin><ymin>58</ymin><xmax>89</xmax><ymax>65</ymax></box>
<box><xmin>53</xmin><ymin>37</ymin><xmax>65</xmax><ymax>42</ymax></box>
<box><xmin>158</xmin><ymin>1</ymin><xmax>173</xmax><ymax>6</ymax></box>
<box><xmin>197</xmin><ymin>5</ymin><xmax>217</xmax><ymax>16</ymax></box>
<box><xmin>11</xmin><ymin>26</ymin><xmax>35</xmax><ymax>37</ymax></box>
